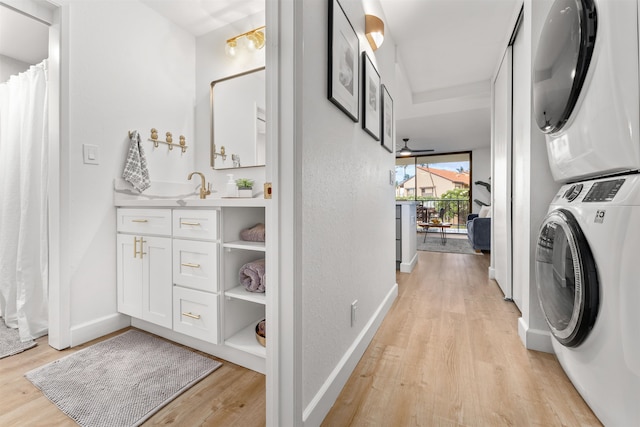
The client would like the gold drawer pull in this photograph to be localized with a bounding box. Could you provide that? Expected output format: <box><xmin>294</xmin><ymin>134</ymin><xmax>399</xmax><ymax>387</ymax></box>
<box><xmin>131</xmin><ymin>219</ymin><xmax>148</xmax><ymax>223</ymax></box>
<box><xmin>182</xmin><ymin>312</ymin><xmax>201</xmax><ymax>320</ymax></box>
<box><xmin>133</xmin><ymin>237</ymin><xmax>146</xmax><ymax>259</ymax></box>
<box><xmin>181</xmin><ymin>221</ymin><xmax>201</xmax><ymax>226</ymax></box>
<box><xmin>181</xmin><ymin>262</ymin><xmax>201</xmax><ymax>268</ymax></box>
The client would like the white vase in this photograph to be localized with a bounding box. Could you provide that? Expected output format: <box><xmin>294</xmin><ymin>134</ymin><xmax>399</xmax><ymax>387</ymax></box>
<box><xmin>238</xmin><ymin>188</ymin><xmax>253</xmax><ymax>198</ymax></box>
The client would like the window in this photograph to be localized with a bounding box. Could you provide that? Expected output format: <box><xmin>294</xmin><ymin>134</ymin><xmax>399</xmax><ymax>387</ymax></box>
<box><xmin>396</xmin><ymin>152</ymin><xmax>472</xmax><ymax>230</ymax></box>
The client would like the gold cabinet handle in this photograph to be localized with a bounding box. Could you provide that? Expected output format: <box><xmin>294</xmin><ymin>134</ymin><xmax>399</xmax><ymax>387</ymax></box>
<box><xmin>182</xmin><ymin>312</ymin><xmax>201</xmax><ymax>320</ymax></box>
<box><xmin>140</xmin><ymin>238</ymin><xmax>146</xmax><ymax>259</ymax></box>
<box><xmin>133</xmin><ymin>237</ymin><xmax>146</xmax><ymax>259</ymax></box>
<box><xmin>131</xmin><ymin>219</ymin><xmax>148</xmax><ymax>223</ymax></box>
<box><xmin>181</xmin><ymin>262</ymin><xmax>201</xmax><ymax>268</ymax></box>
<box><xmin>180</xmin><ymin>221</ymin><xmax>201</xmax><ymax>226</ymax></box>
<box><xmin>133</xmin><ymin>237</ymin><xmax>140</xmax><ymax>258</ymax></box>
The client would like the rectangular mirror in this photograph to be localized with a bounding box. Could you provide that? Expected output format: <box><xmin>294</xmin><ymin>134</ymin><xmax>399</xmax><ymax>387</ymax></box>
<box><xmin>210</xmin><ymin>67</ymin><xmax>266</xmax><ymax>169</ymax></box>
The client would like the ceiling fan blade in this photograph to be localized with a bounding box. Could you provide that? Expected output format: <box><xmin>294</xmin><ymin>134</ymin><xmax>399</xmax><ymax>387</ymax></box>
<box><xmin>395</xmin><ymin>138</ymin><xmax>435</xmax><ymax>156</ymax></box>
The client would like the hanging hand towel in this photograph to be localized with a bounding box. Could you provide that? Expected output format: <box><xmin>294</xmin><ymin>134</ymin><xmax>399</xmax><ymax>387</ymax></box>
<box><xmin>122</xmin><ymin>130</ymin><xmax>151</xmax><ymax>192</ymax></box>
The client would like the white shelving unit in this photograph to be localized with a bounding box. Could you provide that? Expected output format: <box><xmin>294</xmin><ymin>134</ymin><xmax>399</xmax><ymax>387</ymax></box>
<box><xmin>225</xmin><ymin>319</ymin><xmax>266</xmax><ymax>358</ymax></box>
<box><xmin>223</xmin><ymin>240</ymin><xmax>265</xmax><ymax>251</ymax></box>
<box><xmin>226</xmin><ymin>285</ymin><xmax>266</xmax><ymax>304</ymax></box>
<box><xmin>221</xmin><ymin>206</ymin><xmax>267</xmax><ymax>361</ymax></box>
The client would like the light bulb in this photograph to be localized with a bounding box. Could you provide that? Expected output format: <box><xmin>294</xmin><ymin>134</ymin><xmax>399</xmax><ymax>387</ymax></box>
<box><xmin>225</xmin><ymin>40</ymin><xmax>237</xmax><ymax>57</ymax></box>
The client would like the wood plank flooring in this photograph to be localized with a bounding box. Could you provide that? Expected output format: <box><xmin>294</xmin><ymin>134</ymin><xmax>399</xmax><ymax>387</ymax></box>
<box><xmin>322</xmin><ymin>250</ymin><xmax>602</xmax><ymax>426</ymax></box>
<box><xmin>0</xmin><ymin>329</ymin><xmax>266</xmax><ymax>426</ymax></box>
<box><xmin>0</xmin><ymin>250</ymin><xmax>601</xmax><ymax>426</ymax></box>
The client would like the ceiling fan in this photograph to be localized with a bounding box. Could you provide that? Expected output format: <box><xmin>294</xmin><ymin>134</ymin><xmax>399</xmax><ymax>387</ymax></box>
<box><xmin>396</xmin><ymin>138</ymin><xmax>435</xmax><ymax>157</ymax></box>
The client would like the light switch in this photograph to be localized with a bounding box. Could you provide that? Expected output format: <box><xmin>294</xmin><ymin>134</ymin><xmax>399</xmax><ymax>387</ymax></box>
<box><xmin>83</xmin><ymin>144</ymin><xmax>100</xmax><ymax>165</ymax></box>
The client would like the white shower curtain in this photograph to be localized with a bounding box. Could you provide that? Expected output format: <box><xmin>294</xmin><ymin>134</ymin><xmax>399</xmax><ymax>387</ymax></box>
<box><xmin>0</xmin><ymin>60</ymin><xmax>49</xmax><ymax>342</ymax></box>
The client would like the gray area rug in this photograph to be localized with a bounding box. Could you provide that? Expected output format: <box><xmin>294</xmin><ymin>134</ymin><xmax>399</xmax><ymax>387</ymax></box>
<box><xmin>25</xmin><ymin>329</ymin><xmax>222</xmax><ymax>427</ymax></box>
<box><xmin>0</xmin><ymin>318</ymin><xmax>36</xmax><ymax>359</ymax></box>
<box><xmin>417</xmin><ymin>233</ymin><xmax>480</xmax><ymax>255</ymax></box>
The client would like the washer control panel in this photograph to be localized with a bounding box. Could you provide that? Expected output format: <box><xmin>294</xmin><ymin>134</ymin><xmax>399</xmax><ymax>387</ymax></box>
<box><xmin>583</xmin><ymin>179</ymin><xmax>625</xmax><ymax>202</ymax></box>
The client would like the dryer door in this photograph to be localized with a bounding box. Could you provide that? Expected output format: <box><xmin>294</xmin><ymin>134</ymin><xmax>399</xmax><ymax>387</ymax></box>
<box><xmin>533</xmin><ymin>0</ymin><xmax>597</xmax><ymax>134</ymax></box>
<box><xmin>535</xmin><ymin>209</ymin><xmax>599</xmax><ymax>347</ymax></box>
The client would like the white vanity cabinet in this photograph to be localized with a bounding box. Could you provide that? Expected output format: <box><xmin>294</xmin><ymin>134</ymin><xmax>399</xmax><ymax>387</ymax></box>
<box><xmin>116</xmin><ymin>209</ymin><xmax>172</xmax><ymax>329</ymax></box>
<box><xmin>115</xmin><ymin>201</ymin><xmax>268</xmax><ymax>373</ymax></box>
<box><xmin>171</xmin><ymin>209</ymin><xmax>220</xmax><ymax>344</ymax></box>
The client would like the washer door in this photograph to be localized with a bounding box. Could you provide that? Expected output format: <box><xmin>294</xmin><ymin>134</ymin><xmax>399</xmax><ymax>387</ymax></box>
<box><xmin>533</xmin><ymin>0</ymin><xmax>597</xmax><ymax>134</ymax></box>
<box><xmin>535</xmin><ymin>209</ymin><xmax>599</xmax><ymax>347</ymax></box>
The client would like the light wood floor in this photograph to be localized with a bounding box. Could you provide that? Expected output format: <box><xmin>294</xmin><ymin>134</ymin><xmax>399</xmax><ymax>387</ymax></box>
<box><xmin>322</xmin><ymin>251</ymin><xmax>602</xmax><ymax>426</ymax></box>
<box><xmin>0</xmin><ymin>329</ymin><xmax>266</xmax><ymax>426</ymax></box>
<box><xmin>0</xmin><ymin>250</ymin><xmax>601</xmax><ymax>426</ymax></box>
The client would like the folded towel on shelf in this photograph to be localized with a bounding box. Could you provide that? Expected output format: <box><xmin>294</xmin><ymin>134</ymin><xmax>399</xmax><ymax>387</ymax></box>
<box><xmin>122</xmin><ymin>130</ymin><xmax>151</xmax><ymax>192</ymax></box>
<box><xmin>239</xmin><ymin>258</ymin><xmax>266</xmax><ymax>293</ymax></box>
<box><xmin>240</xmin><ymin>223</ymin><xmax>266</xmax><ymax>242</ymax></box>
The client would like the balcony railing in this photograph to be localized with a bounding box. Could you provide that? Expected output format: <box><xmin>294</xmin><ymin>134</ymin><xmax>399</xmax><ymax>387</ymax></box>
<box><xmin>413</xmin><ymin>198</ymin><xmax>471</xmax><ymax>232</ymax></box>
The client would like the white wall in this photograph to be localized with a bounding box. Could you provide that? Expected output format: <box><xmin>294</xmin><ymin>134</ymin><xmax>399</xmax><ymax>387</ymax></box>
<box><xmin>298</xmin><ymin>0</ymin><xmax>397</xmax><ymax>423</ymax></box>
<box><xmin>194</xmin><ymin>12</ymin><xmax>266</xmax><ymax>195</ymax></box>
<box><xmin>511</xmin><ymin>0</ymin><xmax>559</xmax><ymax>352</ymax></box>
<box><xmin>59</xmin><ymin>0</ymin><xmax>196</xmax><ymax>344</ymax></box>
<box><xmin>0</xmin><ymin>54</ymin><xmax>31</xmax><ymax>82</ymax></box>
<box><xmin>471</xmin><ymin>146</ymin><xmax>491</xmax><ymax>212</ymax></box>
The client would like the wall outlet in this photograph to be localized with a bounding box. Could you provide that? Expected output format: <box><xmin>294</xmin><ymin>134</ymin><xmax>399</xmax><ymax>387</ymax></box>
<box><xmin>351</xmin><ymin>300</ymin><xmax>358</xmax><ymax>327</ymax></box>
<box><xmin>389</xmin><ymin>170</ymin><xmax>395</xmax><ymax>186</ymax></box>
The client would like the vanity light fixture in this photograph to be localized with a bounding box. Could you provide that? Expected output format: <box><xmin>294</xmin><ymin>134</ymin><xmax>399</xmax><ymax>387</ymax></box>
<box><xmin>365</xmin><ymin>14</ymin><xmax>384</xmax><ymax>51</ymax></box>
<box><xmin>225</xmin><ymin>26</ymin><xmax>266</xmax><ymax>57</ymax></box>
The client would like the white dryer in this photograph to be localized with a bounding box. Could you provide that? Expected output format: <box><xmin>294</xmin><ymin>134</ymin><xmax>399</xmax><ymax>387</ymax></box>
<box><xmin>533</xmin><ymin>0</ymin><xmax>640</xmax><ymax>183</ymax></box>
<box><xmin>536</xmin><ymin>174</ymin><xmax>640</xmax><ymax>426</ymax></box>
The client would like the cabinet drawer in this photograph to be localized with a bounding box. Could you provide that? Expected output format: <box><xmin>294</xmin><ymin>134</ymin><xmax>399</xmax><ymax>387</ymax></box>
<box><xmin>173</xmin><ymin>239</ymin><xmax>218</xmax><ymax>292</ymax></box>
<box><xmin>173</xmin><ymin>209</ymin><xmax>218</xmax><ymax>240</ymax></box>
<box><xmin>117</xmin><ymin>209</ymin><xmax>171</xmax><ymax>236</ymax></box>
<box><xmin>173</xmin><ymin>286</ymin><xmax>219</xmax><ymax>344</ymax></box>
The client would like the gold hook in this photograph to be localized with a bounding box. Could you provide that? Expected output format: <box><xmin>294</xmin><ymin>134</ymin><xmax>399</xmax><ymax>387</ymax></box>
<box><xmin>150</xmin><ymin>128</ymin><xmax>159</xmax><ymax>147</ymax></box>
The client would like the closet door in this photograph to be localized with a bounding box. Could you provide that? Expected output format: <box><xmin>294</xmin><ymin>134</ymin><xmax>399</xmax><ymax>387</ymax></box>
<box><xmin>492</xmin><ymin>48</ymin><xmax>513</xmax><ymax>300</ymax></box>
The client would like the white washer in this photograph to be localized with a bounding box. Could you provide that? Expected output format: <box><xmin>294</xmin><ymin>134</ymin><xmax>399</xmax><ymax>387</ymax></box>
<box><xmin>536</xmin><ymin>174</ymin><xmax>640</xmax><ymax>426</ymax></box>
<box><xmin>533</xmin><ymin>0</ymin><xmax>640</xmax><ymax>183</ymax></box>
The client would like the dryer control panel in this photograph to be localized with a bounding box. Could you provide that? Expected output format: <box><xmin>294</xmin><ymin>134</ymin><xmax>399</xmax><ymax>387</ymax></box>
<box><xmin>583</xmin><ymin>179</ymin><xmax>625</xmax><ymax>202</ymax></box>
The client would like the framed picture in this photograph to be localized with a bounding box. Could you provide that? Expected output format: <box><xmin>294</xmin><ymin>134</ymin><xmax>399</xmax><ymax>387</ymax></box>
<box><xmin>362</xmin><ymin>52</ymin><xmax>381</xmax><ymax>140</ymax></box>
<box><xmin>328</xmin><ymin>0</ymin><xmax>359</xmax><ymax>122</ymax></box>
<box><xmin>381</xmin><ymin>84</ymin><xmax>394</xmax><ymax>153</ymax></box>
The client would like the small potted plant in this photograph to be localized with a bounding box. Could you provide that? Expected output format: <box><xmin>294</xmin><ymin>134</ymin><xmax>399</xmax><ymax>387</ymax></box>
<box><xmin>236</xmin><ymin>178</ymin><xmax>254</xmax><ymax>198</ymax></box>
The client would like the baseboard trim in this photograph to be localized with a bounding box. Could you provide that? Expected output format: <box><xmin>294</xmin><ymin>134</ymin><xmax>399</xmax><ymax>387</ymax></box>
<box><xmin>400</xmin><ymin>253</ymin><xmax>418</xmax><ymax>273</ymax></box>
<box><xmin>302</xmin><ymin>283</ymin><xmax>399</xmax><ymax>426</ymax></box>
<box><xmin>518</xmin><ymin>317</ymin><xmax>553</xmax><ymax>353</ymax></box>
<box><xmin>69</xmin><ymin>313</ymin><xmax>131</xmax><ymax>347</ymax></box>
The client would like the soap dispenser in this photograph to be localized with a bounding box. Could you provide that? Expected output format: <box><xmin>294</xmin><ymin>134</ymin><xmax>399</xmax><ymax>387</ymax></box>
<box><xmin>226</xmin><ymin>174</ymin><xmax>238</xmax><ymax>197</ymax></box>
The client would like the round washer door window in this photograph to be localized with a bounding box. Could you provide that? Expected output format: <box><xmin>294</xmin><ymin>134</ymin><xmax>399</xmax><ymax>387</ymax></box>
<box><xmin>532</xmin><ymin>0</ymin><xmax>597</xmax><ymax>134</ymax></box>
<box><xmin>535</xmin><ymin>209</ymin><xmax>599</xmax><ymax>347</ymax></box>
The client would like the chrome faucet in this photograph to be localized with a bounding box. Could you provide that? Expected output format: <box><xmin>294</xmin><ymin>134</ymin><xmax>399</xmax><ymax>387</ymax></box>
<box><xmin>188</xmin><ymin>172</ymin><xmax>211</xmax><ymax>199</ymax></box>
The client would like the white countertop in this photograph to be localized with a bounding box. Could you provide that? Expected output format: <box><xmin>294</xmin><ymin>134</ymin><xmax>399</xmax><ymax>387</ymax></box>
<box><xmin>114</xmin><ymin>192</ymin><xmax>268</xmax><ymax>208</ymax></box>
<box><xmin>113</xmin><ymin>179</ymin><xmax>268</xmax><ymax>208</ymax></box>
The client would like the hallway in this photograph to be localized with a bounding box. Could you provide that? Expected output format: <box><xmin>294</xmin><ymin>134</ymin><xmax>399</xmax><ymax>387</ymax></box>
<box><xmin>322</xmin><ymin>251</ymin><xmax>601</xmax><ymax>426</ymax></box>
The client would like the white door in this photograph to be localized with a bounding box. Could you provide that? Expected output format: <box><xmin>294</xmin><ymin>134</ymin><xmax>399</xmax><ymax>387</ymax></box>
<box><xmin>511</xmin><ymin>15</ymin><xmax>525</xmax><ymax>310</ymax></box>
<box><xmin>116</xmin><ymin>234</ymin><xmax>143</xmax><ymax>318</ymax></box>
<box><xmin>492</xmin><ymin>49</ymin><xmax>513</xmax><ymax>300</ymax></box>
<box><xmin>142</xmin><ymin>236</ymin><xmax>172</xmax><ymax>328</ymax></box>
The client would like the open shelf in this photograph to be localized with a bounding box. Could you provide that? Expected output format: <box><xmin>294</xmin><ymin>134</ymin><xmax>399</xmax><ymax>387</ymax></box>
<box><xmin>225</xmin><ymin>320</ymin><xmax>266</xmax><ymax>358</ymax></box>
<box><xmin>223</xmin><ymin>240</ymin><xmax>266</xmax><ymax>252</ymax></box>
<box><xmin>225</xmin><ymin>285</ymin><xmax>266</xmax><ymax>305</ymax></box>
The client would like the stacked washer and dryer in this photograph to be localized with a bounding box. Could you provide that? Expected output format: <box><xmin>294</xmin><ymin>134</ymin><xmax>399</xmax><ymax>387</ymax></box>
<box><xmin>533</xmin><ymin>0</ymin><xmax>640</xmax><ymax>425</ymax></box>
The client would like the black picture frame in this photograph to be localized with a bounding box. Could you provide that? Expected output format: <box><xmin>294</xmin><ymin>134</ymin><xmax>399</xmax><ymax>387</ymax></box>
<box><xmin>361</xmin><ymin>52</ymin><xmax>381</xmax><ymax>140</ymax></box>
<box><xmin>328</xmin><ymin>0</ymin><xmax>359</xmax><ymax>122</ymax></box>
<box><xmin>381</xmin><ymin>84</ymin><xmax>394</xmax><ymax>153</ymax></box>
